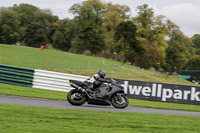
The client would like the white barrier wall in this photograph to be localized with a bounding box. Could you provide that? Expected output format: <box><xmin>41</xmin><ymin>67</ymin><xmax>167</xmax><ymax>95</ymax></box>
<box><xmin>32</xmin><ymin>69</ymin><xmax>89</xmax><ymax>92</ymax></box>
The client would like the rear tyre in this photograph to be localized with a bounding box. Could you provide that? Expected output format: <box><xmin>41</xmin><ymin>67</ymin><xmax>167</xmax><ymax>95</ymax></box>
<box><xmin>67</xmin><ymin>89</ymin><xmax>86</xmax><ymax>106</ymax></box>
<box><xmin>111</xmin><ymin>94</ymin><xmax>129</xmax><ymax>109</ymax></box>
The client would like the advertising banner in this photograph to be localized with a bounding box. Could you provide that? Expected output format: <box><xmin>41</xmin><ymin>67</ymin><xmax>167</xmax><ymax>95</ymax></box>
<box><xmin>115</xmin><ymin>79</ymin><xmax>200</xmax><ymax>105</ymax></box>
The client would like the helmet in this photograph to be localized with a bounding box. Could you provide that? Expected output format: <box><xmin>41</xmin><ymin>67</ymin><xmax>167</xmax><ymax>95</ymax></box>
<box><xmin>97</xmin><ymin>70</ymin><xmax>106</xmax><ymax>78</ymax></box>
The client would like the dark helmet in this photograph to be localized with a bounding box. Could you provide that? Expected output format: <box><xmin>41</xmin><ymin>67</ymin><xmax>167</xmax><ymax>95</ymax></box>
<box><xmin>97</xmin><ymin>70</ymin><xmax>106</xmax><ymax>78</ymax></box>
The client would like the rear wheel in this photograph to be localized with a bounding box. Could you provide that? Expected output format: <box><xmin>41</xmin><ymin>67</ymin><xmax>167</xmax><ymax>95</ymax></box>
<box><xmin>67</xmin><ymin>89</ymin><xmax>86</xmax><ymax>106</ymax></box>
<box><xmin>111</xmin><ymin>93</ymin><xmax>129</xmax><ymax>109</ymax></box>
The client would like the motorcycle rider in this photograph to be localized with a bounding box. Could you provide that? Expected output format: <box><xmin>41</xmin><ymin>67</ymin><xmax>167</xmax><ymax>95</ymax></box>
<box><xmin>84</xmin><ymin>70</ymin><xmax>111</xmax><ymax>93</ymax></box>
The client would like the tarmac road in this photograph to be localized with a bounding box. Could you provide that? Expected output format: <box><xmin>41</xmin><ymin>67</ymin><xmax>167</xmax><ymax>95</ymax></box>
<box><xmin>0</xmin><ymin>95</ymin><xmax>200</xmax><ymax>117</ymax></box>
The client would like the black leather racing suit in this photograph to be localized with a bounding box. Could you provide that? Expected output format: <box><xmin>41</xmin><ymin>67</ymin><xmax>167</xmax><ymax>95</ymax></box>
<box><xmin>84</xmin><ymin>74</ymin><xmax>110</xmax><ymax>91</ymax></box>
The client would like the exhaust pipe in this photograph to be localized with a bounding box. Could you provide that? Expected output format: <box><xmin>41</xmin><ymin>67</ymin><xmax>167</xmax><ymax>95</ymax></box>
<box><xmin>70</xmin><ymin>81</ymin><xmax>92</xmax><ymax>98</ymax></box>
<box><xmin>70</xmin><ymin>82</ymin><xmax>82</xmax><ymax>90</ymax></box>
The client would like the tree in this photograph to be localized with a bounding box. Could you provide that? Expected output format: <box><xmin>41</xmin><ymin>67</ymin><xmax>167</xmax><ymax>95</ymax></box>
<box><xmin>11</xmin><ymin>4</ymin><xmax>40</xmax><ymax>42</ymax></box>
<box><xmin>134</xmin><ymin>4</ymin><xmax>155</xmax><ymax>42</ymax></box>
<box><xmin>114</xmin><ymin>21</ymin><xmax>144</xmax><ymax>64</ymax></box>
<box><xmin>23</xmin><ymin>22</ymin><xmax>47</xmax><ymax>47</ymax></box>
<box><xmin>50</xmin><ymin>19</ymin><xmax>79</xmax><ymax>51</ymax></box>
<box><xmin>165</xmin><ymin>30</ymin><xmax>195</xmax><ymax>72</ymax></box>
<box><xmin>70</xmin><ymin>0</ymin><xmax>105</xmax><ymax>27</ymax></box>
<box><xmin>11</xmin><ymin>4</ymin><xmax>58</xmax><ymax>45</ymax></box>
<box><xmin>102</xmin><ymin>3</ymin><xmax>130</xmax><ymax>54</ymax></box>
<box><xmin>135</xmin><ymin>4</ymin><xmax>154</xmax><ymax>29</ymax></box>
<box><xmin>71</xmin><ymin>25</ymin><xmax>105</xmax><ymax>54</ymax></box>
<box><xmin>185</xmin><ymin>55</ymin><xmax>200</xmax><ymax>70</ymax></box>
<box><xmin>0</xmin><ymin>10</ymin><xmax>20</xmax><ymax>44</ymax></box>
<box><xmin>135</xmin><ymin>38</ymin><xmax>163</xmax><ymax>69</ymax></box>
<box><xmin>191</xmin><ymin>34</ymin><xmax>200</xmax><ymax>54</ymax></box>
<box><xmin>52</xmin><ymin>31</ymin><xmax>67</xmax><ymax>49</ymax></box>
<box><xmin>12</xmin><ymin>4</ymin><xmax>39</xmax><ymax>27</ymax></box>
<box><xmin>134</xmin><ymin>4</ymin><xmax>169</xmax><ymax>67</ymax></box>
<box><xmin>69</xmin><ymin>0</ymin><xmax>106</xmax><ymax>54</ymax></box>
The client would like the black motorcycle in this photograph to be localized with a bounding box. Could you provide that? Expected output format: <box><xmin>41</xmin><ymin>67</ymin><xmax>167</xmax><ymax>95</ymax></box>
<box><xmin>67</xmin><ymin>79</ymin><xmax>129</xmax><ymax>109</ymax></box>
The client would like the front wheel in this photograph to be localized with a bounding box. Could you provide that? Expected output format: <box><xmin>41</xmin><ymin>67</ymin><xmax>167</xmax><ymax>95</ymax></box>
<box><xmin>111</xmin><ymin>94</ymin><xmax>129</xmax><ymax>109</ymax></box>
<box><xmin>67</xmin><ymin>89</ymin><xmax>86</xmax><ymax>106</ymax></box>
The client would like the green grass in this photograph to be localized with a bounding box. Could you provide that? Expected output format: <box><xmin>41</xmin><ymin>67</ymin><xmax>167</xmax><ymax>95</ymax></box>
<box><xmin>0</xmin><ymin>44</ymin><xmax>130</xmax><ymax>72</ymax></box>
<box><xmin>0</xmin><ymin>104</ymin><xmax>200</xmax><ymax>133</ymax></box>
<box><xmin>0</xmin><ymin>83</ymin><xmax>67</xmax><ymax>100</ymax></box>
<box><xmin>0</xmin><ymin>44</ymin><xmax>197</xmax><ymax>86</ymax></box>
<box><xmin>1</xmin><ymin>83</ymin><xmax>200</xmax><ymax>112</ymax></box>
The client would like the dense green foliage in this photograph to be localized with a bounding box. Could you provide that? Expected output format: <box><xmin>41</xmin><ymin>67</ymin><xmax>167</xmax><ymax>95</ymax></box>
<box><xmin>192</xmin><ymin>34</ymin><xmax>200</xmax><ymax>54</ymax></box>
<box><xmin>0</xmin><ymin>10</ymin><xmax>20</xmax><ymax>44</ymax></box>
<box><xmin>70</xmin><ymin>0</ymin><xmax>106</xmax><ymax>54</ymax></box>
<box><xmin>165</xmin><ymin>30</ymin><xmax>195</xmax><ymax>72</ymax></box>
<box><xmin>114</xmin><ymin>21</ymin><xmax>144</xmax><ymax>64</ymax></box>
<box><xmin>0</xmin><ymin>0</ymin><xmax>199</xmax><ymax>72</ymax></box>
<box><xmin>185</xmin><ymin>55</ymin><xmax>200</xmax><ymax>70</ymax></box>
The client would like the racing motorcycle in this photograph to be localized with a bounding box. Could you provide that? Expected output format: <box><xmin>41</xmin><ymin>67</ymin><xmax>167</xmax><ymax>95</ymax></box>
<box><xmin>67</xmin><ymin>79</ymin><xmax>129</xmax><ymax>109</ymax></box>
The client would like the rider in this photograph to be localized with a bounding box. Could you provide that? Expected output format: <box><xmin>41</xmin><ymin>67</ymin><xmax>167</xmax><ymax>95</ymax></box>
<box><xmin>84</xmin><ymin>70</ymin><xmax>111</xmax><ymax>93</ymax></box>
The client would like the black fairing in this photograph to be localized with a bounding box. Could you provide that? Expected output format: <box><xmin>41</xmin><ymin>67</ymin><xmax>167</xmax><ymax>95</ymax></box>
<box><xmin>69</xmin><ymin>80</ymin><xmax>88</xmax><ymax>88</ymax></box>
<box><xmin>88</xmin><ymin>98</ymin><xmax>111</xmax><ymax>106</ymax></box>
<box><xmin>106</xmin><ymin>85</ymin><xmax>125</xmax><ymax>101</ymax></box>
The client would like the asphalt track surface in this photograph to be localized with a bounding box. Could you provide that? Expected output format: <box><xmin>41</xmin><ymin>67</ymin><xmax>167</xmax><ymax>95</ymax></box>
<box><xmin>0</xmin><ymin>95</ymin><xmax>200</xmax><ymax>117</ymax></box>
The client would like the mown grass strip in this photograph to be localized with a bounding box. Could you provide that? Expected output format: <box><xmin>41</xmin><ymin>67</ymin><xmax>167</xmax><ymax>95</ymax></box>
<box><xmin>1</xmin><ymin>83</ymin><xmax>200</xmax><ymax>112</ymax></box>
<box><xmin>0</xmin><ymin>104</ymin><xmax>200</xmax><ymax>133</ymax></box>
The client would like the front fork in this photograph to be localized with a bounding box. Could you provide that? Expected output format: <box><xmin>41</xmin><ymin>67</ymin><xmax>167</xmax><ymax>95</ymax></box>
<box><xmin>116</xmin><ymin>93</ymin><xmax>125</xmax><ymax>104</ymax></box>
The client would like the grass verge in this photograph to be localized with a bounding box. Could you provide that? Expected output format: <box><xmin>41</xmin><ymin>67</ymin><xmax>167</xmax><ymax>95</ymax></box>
<box><xmin>1</xmin><ymin>83</ymin><xmax>200</xmax><ymax>112</ymax></box>
<box><xmin>0</xmin><ymin>104</ymin><xmax>200</xmax><ymax>133</ymax></box>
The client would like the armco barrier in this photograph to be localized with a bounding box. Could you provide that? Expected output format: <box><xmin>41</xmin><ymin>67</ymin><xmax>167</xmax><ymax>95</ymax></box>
<box><xmin>0</xmin><ymin>64</ymin><xmax>89</xmax><ymax>92</ymax></box>
<box><xmin>32</xmin><ymin>69</ymin><xmax>89</xmax><ymax>92</ymax></box>
<box><xmin>0</xmin><ymin>64</ymin><xmax>34</xmax><ymax>87</ymax></box>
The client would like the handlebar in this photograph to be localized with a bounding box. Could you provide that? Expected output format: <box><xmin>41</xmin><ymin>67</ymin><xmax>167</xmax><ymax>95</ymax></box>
<box><xmin>110</xmin><ymin>79</ymin><xmax>123</xmax><ymax>89</ymax></box>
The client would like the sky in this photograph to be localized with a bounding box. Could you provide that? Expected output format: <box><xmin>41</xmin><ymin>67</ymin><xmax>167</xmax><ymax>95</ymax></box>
<box><xmin>1</xmin><ymin>0</ymin><xmax>200</xmax><ymax>37</ymax></box>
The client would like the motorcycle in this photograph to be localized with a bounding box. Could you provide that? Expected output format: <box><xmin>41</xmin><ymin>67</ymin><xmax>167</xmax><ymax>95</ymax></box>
<box><xmin>67</xmin><ymin>78</ymin><xmax>129</xmax><ymax>109</ymax></box>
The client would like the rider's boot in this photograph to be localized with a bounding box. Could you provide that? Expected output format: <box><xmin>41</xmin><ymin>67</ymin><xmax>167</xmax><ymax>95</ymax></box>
<box><xmin>86</xmin><ymin>89</ymin><xmax>95</xmax><ymax>98</ymax></box>
<box><xmin>90</xmin><ymin>91</ymin><xmax>96</xmax><ymax>98</ymax></box>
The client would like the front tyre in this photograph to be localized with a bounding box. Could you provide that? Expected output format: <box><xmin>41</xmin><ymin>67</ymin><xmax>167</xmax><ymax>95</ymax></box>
<box><xmin>67</xmin><ymin>89</ymin><xmax>86</xmax><ymax>106</ymax></box>
<box><xmin>111</xmin><ymin>94</ymin><xmax>129</xmax><ymax>109</ymax></box>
